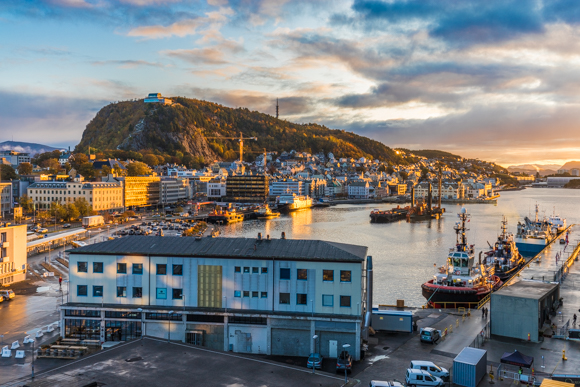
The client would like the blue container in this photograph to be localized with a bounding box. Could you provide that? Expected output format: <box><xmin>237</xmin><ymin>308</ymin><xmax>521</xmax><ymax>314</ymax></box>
<box><xmin>453</xmin><ymin>347</ymin><xmax>487</xmax><ymax>387</ymax></box>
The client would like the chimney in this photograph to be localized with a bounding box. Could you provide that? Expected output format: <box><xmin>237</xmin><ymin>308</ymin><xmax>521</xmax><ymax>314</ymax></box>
<box><xmin>266</xmin><ymin>234</ymin><xmax>270</xmax><ymax>240</ymax></box>
<box><xmin>258</xmin><ymin>232</ymin><xmax>262</xmax><ymax>240</ymax></box>
<box><xmin>281</xmin><ymin>232</ymin><xmax>286</xmax><ymax>239</ymax></box>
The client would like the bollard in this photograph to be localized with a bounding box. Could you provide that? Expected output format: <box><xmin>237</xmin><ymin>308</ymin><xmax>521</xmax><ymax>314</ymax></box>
<box><xmin>528</xmin><ymin>333</ymin><xmax>530</xmax><ymax>341</ymax></box>
<box><xmin>462</xmin><ymin>314</ymin><xmax>466</xmax><ymax>322</ymax></box>
<box><xmin>449</xmin><ymin>324</ymin><xmax>453</xmax><ymax>333</ymax></box>
<box><xmin>563</xmin><ymin>350</ymin><xmax>567</xmax><ymax>361</ymax></box>
<box><xmin>456</xmin><ymin>319</ymin><xmax>459</xmax><ymax>327</ymax></box>
<box><xmin>468</xmin><ymin>308</ymin><xmax>471</xmax><ymax>317</ymax></box>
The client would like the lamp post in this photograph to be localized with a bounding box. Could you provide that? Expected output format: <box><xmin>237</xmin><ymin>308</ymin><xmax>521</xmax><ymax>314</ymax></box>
<box><xmin>168</xmin><ymin>311</ymin><xmax>174</xmax><ymax>343</ymax></box>
<box><xmin>312</xmin><ymin>335</ymin><xmax>318</xmax><ymax>374</ymax></box>
<box><xmin>137</xmin><ymin>308</ymin><xmax>144</xmax><ymax>341</ymax></box>
<box><xmin>342</xmin><ymin>343</ymin><xmax>351</xmax><ymax>384</ymax></box>
<box><xmin>31</xmin><ymin>339</ymin><xmax>35</xmax><ymax>379</ymax></box>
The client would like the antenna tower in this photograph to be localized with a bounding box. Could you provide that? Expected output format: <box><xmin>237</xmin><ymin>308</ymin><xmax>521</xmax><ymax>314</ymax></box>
<box><xmin>276</xmin><ymin>99</ymin><xmax>279</xmax><ymax>119</ymax></box>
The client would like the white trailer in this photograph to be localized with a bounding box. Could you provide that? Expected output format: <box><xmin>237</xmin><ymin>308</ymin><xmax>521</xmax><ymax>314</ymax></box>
<box><xmin>82</xmin><ymin>215</ymin><xmax>104</xmax><ymax>228</ymax></box>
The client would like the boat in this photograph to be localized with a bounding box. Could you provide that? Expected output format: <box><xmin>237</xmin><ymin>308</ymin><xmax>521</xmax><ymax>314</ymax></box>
<box><xmin>515</xmin><ymin>204</ymin><xmax>555</xmax><ymax>256</ymax></box>
<box><xmin>548</xmin><ymin>213</ymin><xmax>566</xmax><ymax>234</ymax></box>
<box><xmin>369</xmin><ymin>207</ymin><xmax>407</xmax><ymax>223</ymax></box>
<box><xmin>483</xmin><ymin>217</ymin><xmax>526</xmax><ymax>281</ymax></box>
<box><xmin>255</xmin><ymin>204</ymin><xmax>280</xmax><ymax>219</ymax></box>
<box><xmin>421</xmin><ymin>208</ymin><xmax>502</xmax><ymax>308</ymax></box>
<box><xmin>207</xmin><ymin>207</ymin><xmax>244</xmax><ymax>224</ymax></box>
<box><xmin>276</xmin><ymin>194</ymin><xmax>313</xmax><ymax>212</ymax></box>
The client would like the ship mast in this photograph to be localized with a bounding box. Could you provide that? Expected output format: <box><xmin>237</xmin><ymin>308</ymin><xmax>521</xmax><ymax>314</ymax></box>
<box><xmin>454</xmin><ymin>208</ymin><xmax>470</xmax><ymax>251</ymax></box>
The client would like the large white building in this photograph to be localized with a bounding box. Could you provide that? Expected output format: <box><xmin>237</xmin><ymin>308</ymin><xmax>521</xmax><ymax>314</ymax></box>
<box><xmin>160</xmin><ymin>178</ymin><xmax>192</xmax><ymax>204</ymax></box>
<box><xmin>27</xmin><ymin>180</ymin><xmax>123</xmax><ymax>211</ymax></box>
<box><xmin>348</xmin><ymin>181</ymin><xmax>370</xmax><ymax>199</ymax></box>
<box><xmin>0</xmin><ymin>224</ymin><xmax>27</xmax><ymax>286</ymax></box>
<box><xmin>269</xmin><ymin>179</ymin><xmax>308</xmax><ymax>197</ymax></box>
<box><xmin>64</xmin><ymin>236</ymin><xmax>368</xmax><ymax>360</ymax></box>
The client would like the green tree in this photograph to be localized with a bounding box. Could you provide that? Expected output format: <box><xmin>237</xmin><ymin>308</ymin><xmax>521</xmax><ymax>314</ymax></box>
<box><xmin>65</xmin><ymin>203</ymin><xmax>80</xmax><ymax>221</ymax></box>
<box><xmin>387</xmin><ymin>166</ymin><xmax>395</xmax><ymax>175</ymax></box>
<box><xmin>17</xmin><ymin>162</ymin><xmax>33</xmax><ymax>175</ymax></box>
<box><xmin>420</xmin><ymin>167</ymin><xmax>429</xmax><ymax>180</ymax></box>
<box><xmin>126</xmin><ymin>161</ymin><xmax>152</xmax><ymax>176</ymax></box>
<box><xmin>74</xmin><ymin>198</ymin><xmax>93</xmax><ymax>217</ymax></box>
<box><xmin>175</xmin><ymin>206</ymin><xmax>184</xmax><ymax>213</ymax></box>
<box><xmin>143</xmin><ymin>154</ymin><xmax>159</xmax><ymax>166</ymax></box>
<box><xmin>70</xmin><ymin>153</ymin><xmax>89</xmax><ymax>170</ymax></box>
<box><xmin>78</xmin><ymin>162</ymin><xmax>95</xmax><ymax>179</ymax></box>
<box><xmin>19</xmin><ymin>194</ymin><xmax>34</xmax><ymax>212</ymax></box>
<box><xmin>0</xmin><ymin>164</ymin><xmax>17</xmax><ymax>180</ymax></box>
<box><xmin>101</xmin><ymin>165</ymin><xmax>112</xmax><ymax>176</ymax></box>
<box><xmin>50</xmin><ymin>202</ymin><xmax>67</xmax><ymax>221</ymax></box>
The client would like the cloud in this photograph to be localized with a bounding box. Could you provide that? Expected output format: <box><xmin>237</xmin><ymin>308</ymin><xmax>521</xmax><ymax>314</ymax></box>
<box><xmin>162</xmin><ymin>39</ymin><xmax>243</xmax><ymax>65</ymax></box>
<box><xmin>127</xmin><ymin>18</ymin><xmax>202</xmax><ymax>39</ymax></box>
<box><xmin>92</xmin><ymin>59</ymin><xmax>165</xmax><ymax>68</ymax></box>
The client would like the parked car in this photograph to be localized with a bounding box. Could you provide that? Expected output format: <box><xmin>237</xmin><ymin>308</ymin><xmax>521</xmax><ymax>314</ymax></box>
<box><xmin>405</xmin><ymin>369</ymin><xmax>444</xmax><ymax>387</ymax></box>
<box><xmin>0</xmin><ymin>289</ymin><xmax>16</xmax><ymax>301</ymax></box>
<box><xmin>419</xmin><ymin>327</ymin><xmax>440</xmax><ymax>344</ymax></box>
<box><xmin>409</xmin><ymin>361</ymin><xmax>449</xmax><ymax>381</ymax></box>
<box><xmin>369</xmin><ymin>381</ymin><xmax>404</xmax><ymax>387</ymax></box>
<box><xmin>307</xmin><ymin>353</ymin><xmax>323</xmax><ymax>369</ymax></box>
<box><xmin>38</xmin><ymin>228</ymin><xmax>49</xmax><ymax>234</ymax></box>
<box><xmin>0</xmin><ymin>295</ymin><xmax>3</xmax><ymax>304</ymax></box>
<box><xmin>336</xmin><ymin>350</ymin><xmax>353</xmax><ymax>374</ymax></box>
<box><xmin>62</xmin><ymin>223</ymin><xmax>71</xmax><ymax>228</ymax></box>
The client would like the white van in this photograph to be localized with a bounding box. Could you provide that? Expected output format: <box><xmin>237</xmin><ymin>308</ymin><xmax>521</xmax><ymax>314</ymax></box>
<box><xmin>409</xmin><ymin>361</ymin><xmax>449</xmax><ymax>381</ymax></box>
<box><xmin>369</xmin><ymin>381</ymin><xmax>404</xmax><ymax>387</ymax></box>
<box><xmin>405</xmin><ymin>369</ymin><xmax>444</xmax><ymax>387</ymax></box>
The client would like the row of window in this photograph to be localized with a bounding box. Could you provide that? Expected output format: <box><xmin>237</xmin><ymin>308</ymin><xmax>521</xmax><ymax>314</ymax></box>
<box><xmin>77</xmin><ymin>285</ymin><xmax>183</xmax><ymax>300</ymax></box>
<box><xmin>78</xmin><ymin>262</ymin><xmax>183</xmax><ymax>276</ymax></box>
<box><xmin>235</xmin><ymin>266</ymin><xmax>268</xmax><ymax>274</ymax></box>
<box><xmin>279</xmin><ymin>268</ymin><xmax>351</xmax><ymax>282</ymax></box>
<box><xmin>234</xmin><ymin>291</ymin><xmax>268</xmax><ymax>298</ymax></box>
<box><xmin>279</xmin><ymin>293</ymin><xmax>350</xmax><ymax>307</ymax></box>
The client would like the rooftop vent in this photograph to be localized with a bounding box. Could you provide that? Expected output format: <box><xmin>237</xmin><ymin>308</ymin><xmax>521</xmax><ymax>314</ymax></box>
<box><xmin>281</xmin><ymin>232</ymin><xmax>286</xmax><ymax>239</ymax></box>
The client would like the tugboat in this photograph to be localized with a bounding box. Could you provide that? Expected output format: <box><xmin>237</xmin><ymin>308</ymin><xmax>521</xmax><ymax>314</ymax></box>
<box><xmin>421</xmin><ymin>208</ymin><xmax>502</xmax><ymax>308</ymax></box>
<box><xmin>255</xmin><ymin>204</ymin><xmax>280</xmax><ymax>219</ymax></box>
<box><xmin>515</xmin><ymin>204</ymin><xmax>555</xmax><ymax>256</ymax></box>
<box><xmin>483</xmin><ymin>217</ymin><xmax>526</xmax><ymax>281</ymax></box>
<box><xmin>207</xmin><ymin>206</ymin><xmax>244</xmax><ymax>224</ymax></box>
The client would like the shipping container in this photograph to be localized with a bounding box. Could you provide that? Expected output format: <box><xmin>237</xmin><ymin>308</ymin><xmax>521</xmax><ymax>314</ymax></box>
<box><xmin>453</xmin><ymin>347</ymin><xmax>487</xmax><ymax>387</ymax></box>
<box><xmin>82</xmin><ymin>215</ymin><xmax>104</xmax><ymax>228</ymax></box>
<box><xmin>371</xmin><ymin>309</ymin><xmax>413</xmax><ymax>333</ymax></box>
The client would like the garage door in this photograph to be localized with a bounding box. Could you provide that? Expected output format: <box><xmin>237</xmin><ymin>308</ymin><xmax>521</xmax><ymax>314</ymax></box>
<box><xmin>271</xmin><ymin>328</ymin><xmax>310</xmax><ymax>357</ymax></box>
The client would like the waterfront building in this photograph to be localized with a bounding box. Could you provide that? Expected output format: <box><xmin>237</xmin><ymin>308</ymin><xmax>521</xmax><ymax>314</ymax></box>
<box><xmin>64</xmin><ymin>236</ymin><xmax>368</xmax><ymax>360</ymax></box>
<box><xmin>348</xmin><ymin>181</ymin><xmax>370</xmax><ymax>199</ymax></box>
<box><xmin>207</xmin><ymin>180</ymin><xmax>226</xmax><ymax>200</ymax></box>
<box><xmin>27</xmin><ymin>181</ymin><xmax>123</xmax><ymax>211</ymax></box>
<box><xmin>0</xmin><ymin>224</ymin><xmax>27</xmax><ymax>286</ymax></box>
<box><xmin>160</xmin><ymin>177</ymin><xmax>192</xmax><ymax>205</ymax></box>
<box><xmin>414</xmin><ymin>181</ymin><xmax>465</xmax><ymax>200</ymax></box>
<box><xmin>269</xmin><ymin>179</ymin><xmax>307</xmax><ymax>197</ymax></box>
<box><xmin>546</xmin><ymin>176</ymin><xmax>580</xmax><ymax>187</ymax></box>
<box><xmin>144</xmin><ymin>93</ymin><xmax>173</xmax><ymax>105</ymax></box>
<box><xmin>0</xmin><ymin>183</ymin><xmax>13</xmax><ymax>216</ymax></box>
<box><xmin>225</xmin><ymin>175</ymin><xmax>269</xmax><ymax>203</ymax></box>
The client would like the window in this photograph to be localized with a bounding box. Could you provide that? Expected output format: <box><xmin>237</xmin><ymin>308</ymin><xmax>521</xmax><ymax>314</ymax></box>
<box><xmin>243</xmin><ymin>291</ymin><xmax>250</xmax><ymax>297</ymax></box>
<box><xmin>234</xmin><ymin>266</ymin><xmax>241</xmax><ymax>273</ymax></box>
<box><xmin>323</xmin><ymin>270</ymin><xmax>334</xmax><ymax>281</ymax></box>
<box><xmin>229</xmin><ymin>316</ymin><xmax>267</xmax><ymax>325</ymax></box>
<box><xmin>252</xmin><ymin>291</ymin><xmax>259</xmax><ymax>298</ymax></box>
<box><xmin>280</xmin><ymin>268</ymin><xmax>290</xmax><ymax>280</ymax></box>
<box><xmin>172</xmin><ymin>288</ymin><xmax>183</xmax><ymax>299</ymax></box>
<box><xmin>243</xmin><ymin>267</ymin><xmax>250</xmax><ymax>273</ymax></box>
<box><xmin>340</xmin><ymin>270</ymin><xmax>352</xmax><ymax>282</ymax></box>
<box><xmin>145</xmin><ymin>313</ymin><xmax>182</xmax><ymax>321</ymax></box>
<box><xmin>77</xmin><ymin>285</ymin><xmax>88</xmax><ymax>296</ymax></box>
<box><xmin>261</xmin><ymin>267</ymin><xmax>268</xmax><ymax>274</ymax></box>
<box><xmin>157</xmin><ymin>264</ymin><xmax>167</xmax><ymax>275</ymax></box>
<box><xmin>297</xmin><ymin>269</ymin><xmax>308</xmax><ymax>280</ymax></box>
<box><xmin>252</xmin><ymin>267</ymin><xmax>259</xmax><ymax>274</ymax></box>
<box><xmin>261</xmin><ymin>292</ymin><xmax>268</xmax><ymax>298</ymax></box>
<box><xmin>234</xmin><ymin>290</ymin><xmax>241</xmax><ymax>297</ymax></box>
<box><xmin>296</xmin><ymin>293</ymin><xmax>307</xmax><ymax>305</ymax></box>
<box><xmin>187</xmin><ymin>314</ymin><xmax>224</xmax><ymax>323</ymax></box>
<box><xmin>340</xmin><ymin>295</ymin><xmax>351</xmax><ymax>307</ymax></box>
<box><xmin>133</xmin><ymin>263</ymin><xmax>143</xmax><ymax>275</ymax></box>
<box><xmin>117</xmin><ymin>286</ymin><xmax>127</xmax><ymax>297</ymax></box>
<box><xmin>279</xmin><ymin>293</ymin><xmax>290</xmax><ymax>304</ymax></box>
<box><xmin>78</xmin><ymin>262</ymin><xmax>88</xmax><ymax>273</ymax></box>
<box><xmin>322</xmin><ymin>294</ymin><xmax>333</xmax><ymax>307</ymax></box>
<box><xmin>156</xmin><ymin>288</ymin><xmax>167</xmax><ymax>299</ymax></box>
<box><xmin>117</xmin><ymin>263</ymin><xmax>127</xmax><ymax>274</ymax></box>
<box><xmin>133</xmin><ymin>287</ymin><xmax>142</xmax><ymax>298</ymax></box>
<box><xmin>66</xmin><ymin>309</ymin><xmax>99</xmax><ymax>317</ymax></box>
<box><xmin>173</xmin><ymin>264</ymin><xmax>183</xmax><ymax>276</ymax></box>
<box><xmin>93</xmin><ymin>262</ymin><xmax>103</xmax><ymax>273</ymax></box>
<box><xmin>93</xmin><ymin>286</ymin><xmax>103</xmax><ymax>297</ymax></box>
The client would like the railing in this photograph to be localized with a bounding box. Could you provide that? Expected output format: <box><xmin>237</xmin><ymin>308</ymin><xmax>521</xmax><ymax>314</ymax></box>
<box><xmin>468</xmin><ymin>321</ymin><xmax>490</xmax><ymax>348</ymax></box>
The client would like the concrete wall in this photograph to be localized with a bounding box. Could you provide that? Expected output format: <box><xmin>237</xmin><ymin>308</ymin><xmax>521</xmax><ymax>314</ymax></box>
<box><xmin>228</xmin><ymin>325</ymin><xmax>268</xmax><ymax>354</ymax></box>
<box><xmin>491</xmin><ymin>294</ymin><xmax>538</xmax><ymax>342</ymax></box>
<box><xmin>186</xmin><ymin>323</ymin><xmax>224</xmax><ymax>351</ymax></box>
<box><xmin>271</xmin><ymin>328</ymin><xmax>311</xmax><ymax>357</ymax></box>
<box><xmin>145</xmin><ymin>320</ymin><xmax>185</xmax><ymax>342</ymax></box>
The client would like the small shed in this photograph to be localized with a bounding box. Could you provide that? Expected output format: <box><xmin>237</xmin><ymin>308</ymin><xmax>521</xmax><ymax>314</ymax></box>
<box><xmin>371</xmin><ymin>309</ymin><xmax>413</xmax><ymax>333</ymax></box>
<box><xmin>453</xmin><ymin>347</ymin><xmax>487</xmax><ymax>387</ymax></box>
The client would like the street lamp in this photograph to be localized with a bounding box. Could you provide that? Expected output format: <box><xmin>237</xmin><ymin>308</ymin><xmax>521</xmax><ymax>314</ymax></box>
<box><xmin>137</xmin><ymin>308</ymin><xmax>144</xmax><ymax>341</ymax></box>
<box><xmin>342</xmin><ymin>343</ymin><xmax>351</xmax><ymax>384</ymax></box>
<box><xmin>168</xmin><ymin>311</ymin><xmax>174</xmax><ymax>343</ymax></box>
<box><xmin>312</xmin><ymin>335</ymin><xmax>318</xmax><ymax>374</ymax></box>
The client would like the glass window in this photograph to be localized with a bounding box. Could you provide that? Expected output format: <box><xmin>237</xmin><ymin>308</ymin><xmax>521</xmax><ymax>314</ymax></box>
<box><xmin>243</xmin><ymin>267</ymin><xmax>250</xmax><ymax>273</ymax></box>
<box><xmin>261</xmin><ymin>292</ymin><xmax>268</xmax><ymax>298</ymax></box>
<box><xmin>78</xmin><ymin>262</ymin><xmax>88</xmax><ymax>273</ymax></box>
<box><xmin>252</xmin><ymin>267</ymin><xmax>259</xmax><ymax>274</ymax></box>
<box><xmin>93</xmin><ymin>262</ymin><xmax>103</xmax><ymax>273</ymax></box>
<box><xmin>323</xmin><ymin>270</ymin><xmax>334</xmax><ymax>281</ymax></box>
<box><xmin>243</xmin><ymin>291</ymin><xmax>249</xmax><ymax>297</ymax></box>
<box><xmin>261</xmin><ymin>267</ymin><xmax>268</xmax><ymax>274</ymax></box>
<box><xmin>280</xmin><ymin>268</ymin><xmax>290</xmax><ymax>280</ymax></box>
<box><xmin>77</xmin><ymin>285</ymin><xmax>88</xmax><ymax>296</ymax></box>
<box><xmin>93</xmin><ymin>286</ymin><xmax>103</xmax><ymax>297</ymax></box>
<box><xmin>297</xmin><ymin>269</ymin><xmax>308</xmax><ymax>280</ymax></box>
<box><xmin>117</xmin><ymin>263</ymin><xmax>127</xmax><ymax>274</ymax></box>
<box><xmin>172</xmin><ymin>264</ymin><xmax>183</xmax><ymax>276</ymax></box>
<box><xmin>279</xmin><ymin>293</ymin><xmax>290</xmax><ymax>304</ymax></box>
<box><xmin>172</xmin><ymin>288</ymin><xmax>183</xmax><ymax>299</ymax></box>
<box><xmin>296</xmin><ymin>293</ymin><xmax>307</xmax><ymax>305</ymax></box>
<box><xmin>117</xmin><ymin>286</ymin><xmax>127</xmax><ymax>297</ymax></box>
<box><xmin>157</xmin><ymin>264</ymin><xmax>167</xmax><ymax>275</ymax></box>
<box><xmin>234</xmin><ymin>290</ymin><xmax>241</xmax><ymax>297</ymax></box>
<box><xmin>234</xmin><ymin>266</ymin><xmax>241</xmax><ymax>273</ymax></box>
<box><xmin>340</xmin><ymin>295</ymin><xmax>351</xmax><ymax>307</ymax></box>
<box><xmin>340</xmin><ymin>270</ymin><xmax>351</xmax><ymax>283</ymax></box>
<box><xmin>133</xmin><ymin>287</ymin><xmax>142</xmax><ymax>298</ymax></box>
<box><xmin>252</xmin><ymin>291</ymin><xmax>259</xmax><ymax>298</ymax></box>
<box><xmin>322</xmin><ymin>294</ymin><xmax>333</xmax><ymax>307</ymax></box>
<box><xmin>156</xmin><ymin>288</ymin><xmax>167</xmax><ymax>299</ymax></box>
<box><xmin>133</xmin><ymin>263</ymin><xmax>143</xmax><ymax>275</ymax></box>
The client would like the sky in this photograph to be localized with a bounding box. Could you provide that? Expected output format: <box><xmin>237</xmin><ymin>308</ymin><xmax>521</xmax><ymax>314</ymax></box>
<box><xmin>1</xmin><ymin>0</ymin><xmax>580</xmax><ymax>167</ymax></box>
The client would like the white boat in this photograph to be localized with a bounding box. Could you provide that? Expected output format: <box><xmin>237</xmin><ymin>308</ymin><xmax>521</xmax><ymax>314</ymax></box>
<box><xmin>548</xmin><ymin>214</ymin><xmax>566</xmax><ymax>233</ymax></box>
<box><xmin>276</xmin><ymin>194</ymin><xmax>313</xmax><ymax>212</ymax></box>
<box><xmin>515</xmin><ymin>204</ymin><xmax>555</xmax><ymax>256</ymax></box>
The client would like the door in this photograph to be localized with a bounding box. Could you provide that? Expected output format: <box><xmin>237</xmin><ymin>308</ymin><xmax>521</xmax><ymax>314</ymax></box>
<box><xmin>329</xmin><ymin>340</ymin><xmax>338</xmax><ymax>358</ymax></box>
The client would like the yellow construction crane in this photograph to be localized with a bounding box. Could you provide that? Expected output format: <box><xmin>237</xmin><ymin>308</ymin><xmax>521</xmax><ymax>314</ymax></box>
<box><xmin>206</xmin><ymin>132</ymin><xmax>257</xmax><ymax>163</ymax></box>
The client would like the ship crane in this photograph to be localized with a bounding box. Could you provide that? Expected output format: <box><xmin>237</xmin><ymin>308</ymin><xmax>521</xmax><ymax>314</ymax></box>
<box><xmin>206</xmin><ymin>132</ymin><xmax>257</xmax><ymax>163</ymax></box>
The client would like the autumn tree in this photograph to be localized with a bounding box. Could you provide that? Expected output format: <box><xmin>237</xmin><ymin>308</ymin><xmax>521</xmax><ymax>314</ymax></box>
<box><xmin>70</xmin><ymin>153</ymin><xmax>89</xmax><ymax>170</ymax></box>
<box><xmin>18</xmin><ymin>162</ymin><xmax>33</xmax><ymax>175</ymax></box>
<box><xmin>0</xmin><ymin>164</ymin><xmax>18</xmax><ymax>180</ymax></box>
<box><xmin>143</xmin><ymin>154</ymin><xmax>159</xmax><ymax>166</ymax></box>
<box><xmin>78</xmin><ymin>162</ymin><xmax>95</xmax><ymax>179</ymax></box>
<box><xmin>126</xmin><ymin>161</ymin><xmax>152</xmax><ymax>176</ymax></box>
<box><xmin>65</xmin><ymin>203</ymin><xmax>80</xmax><ymax>221</ymax></box>
<box><xmin>74</xmin><ymin>198</ymin><xmax>93</xmax><ymax>217</ymax></box>
<box><xmin>19</xmin><ymin>194</ymin><xmax>34</xmax><ymax>212</ymax></box>
<box><xmin>41</xmin><ymin>158</ymin><xmax>60</xmax><ymax>174</ymax></box>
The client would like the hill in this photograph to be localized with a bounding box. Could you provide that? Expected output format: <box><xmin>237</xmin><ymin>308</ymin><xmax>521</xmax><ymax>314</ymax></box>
<box><xmin>507</xmin><ymin>164</ymin><xmax>559</xmax><ymax>176</ymax></box>
<box><xmin>0</xmin><ymin>141</ymin><xmax>63</xmax><ymax>156</ymax></box>
<box><xmin>410</xmin><ymin>149</ymin><xmax>461</xmax><ymax>160</ymax></box>
<box><xmin>559</xmin><ymin>161</ymin><xmax>580</xmax><ymax>171</ymax></box>
<box><xmin>75</xmin><ymin>97</ymin><xmax>407</xmax><ymax>166</ymax></box>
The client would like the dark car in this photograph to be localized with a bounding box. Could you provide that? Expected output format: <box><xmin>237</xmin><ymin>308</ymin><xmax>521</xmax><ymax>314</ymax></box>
<box><xmin>307</xmin><ymin>353</ymin><xmax>323</xmax><ymax>369</ymax></box>
<box><xmin>62</xmin><ymin>223</ymin><xmax>71</xmax><ymax>228</ymax></box>
<box><xmin>336</xmin><ymin>350</ymin><xmax>352</xmax><ymax>374</ymax></box>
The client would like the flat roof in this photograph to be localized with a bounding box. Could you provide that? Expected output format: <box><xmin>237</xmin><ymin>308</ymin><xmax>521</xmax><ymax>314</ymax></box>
<box><xmin>27</xmin><ymin>228</ymin><xmax>86</xmax><ymax>247</ymax></box>
<box><xmin>492</xmin><ymin>280</ymin><xmax>559</xmax><ymax>300</ymax></box>
<box><xmin>69</xmin><ymin>236</ymin><xmax>368</xmax><ymax>262</ymax></box>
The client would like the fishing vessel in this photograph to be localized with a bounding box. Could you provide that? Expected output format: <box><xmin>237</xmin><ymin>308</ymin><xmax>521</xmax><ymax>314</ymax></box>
<box><xmin>515</xmin><ymin>204</ymin><xmax>555</xmax><ymax>256</ymax></box>
<box><xmin>483</xmin><ymin>217</ymin><xmax>525</xmax><ymax>281</ymax></box>
<box><xmin>255</xmin><ymin>204</ymin><xmax>280</xmax><ymax>219</ymax></box>
<box><xmin>421</xmin><ymin>208</ymin><xmax>502</xmax><ymax>308</ymax></box>
<box><xmin>276</xmin><ymin>194</ymin><xmax>312</xmax><ymax>212</ymax></box>
<box><xmin>207</xmin><ymin>207</ymin><xmax>244</xmax><ymax>224</ymax></box>
<box><xmin>548</xmin><ymin>213</ymin><xmax>566</xmax><ymax>234</ymax></box>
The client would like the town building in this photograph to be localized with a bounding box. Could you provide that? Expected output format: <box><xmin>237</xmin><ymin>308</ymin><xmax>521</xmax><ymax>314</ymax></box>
<box><xmin>121</xmin><ymin>176</ymin><xmax>161</xmax><ymax>208</ymax></box>
<box><xmin>64</xmin><ymin>236</ymin><xmax>368</xmax><ymax>360</ymax></box>
<box><xmin>414</xmin><ymin>182</ymin><xmax>465</xmax><ymax>200</ymax></box>
<box><xmin>144</xmin><ymin>93</ymin><xmax>173</xmax><ymax>105</ymax></box>
<box><xmin>0</xmin><ymin>183</ymin><xmax>13</xmax><ymax>216</ymax></box>
<box><xmin>348</xmin><ymin>181</ymin><xmax>370</xmax><ymax>199</ymax></box>
<box><xmin>0</xmin><ymin>224</ymin><xmax>27</xmax><ymax>286</ymax></box>
<box><xmin>26</xmin><ymin>181</ymin><xmax>123</xmax><ymax>211</ymax></box>
<box><xmin>0</xmin><ymin>151</ymin><xmax>31</xmax><ymax>167</ymax></box>
<box><xmin>269</xmin><ymin>179</ymin><xmax>307</xmax><ymax>197</ymax></box>
<box><xmin>546</xmin><ymin>176</ymin><xmax>580</xmax><ymax>187</ymax></box>
<box><xmin>224</xmin><ymin>175</ymin><xmax>269</xmax><ymax>203</ymax></box>
<box><xmin>160</xmin><ymin>178</ymin><xmax>191</xmax><ymax>205</ymax></box>
<box><xmin>207</xmin><ymin>180</ymin><xmax>226</xmax><ymax>200</ymax></box>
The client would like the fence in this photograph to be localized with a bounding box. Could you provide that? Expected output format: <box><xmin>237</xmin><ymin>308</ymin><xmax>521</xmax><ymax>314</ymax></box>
<box><xmin>468</xmin><ymin>321</ymin><xmax>490</xmax><ymax>349</ymax></box>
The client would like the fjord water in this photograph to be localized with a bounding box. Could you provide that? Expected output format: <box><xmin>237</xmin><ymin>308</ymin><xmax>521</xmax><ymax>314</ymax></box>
<box><xmin>220</xmin><ymin>188</ymin><xmax>580</xmax><ymax>306</ymax></box>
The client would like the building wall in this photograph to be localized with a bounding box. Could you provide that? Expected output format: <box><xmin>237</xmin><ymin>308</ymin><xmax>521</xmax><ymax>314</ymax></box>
<box><xmin>27</xmin><ymin>181</ymin><xmax>123</xmax><ymax>211</ymax></box>
<box><xmin>0</xmin><ymin>224</ymin><xmax>27</xmax><ymax>286</ymax></box>
<box><xmin>0</xmin><ymin>183</ymin><xmax>12</xmax><ymax>214</ymax></box>
<box><xmin>490</xmin><ymin>294</ymin><xmax>538</xmax><ymax>342</ymax></box>
<box><xmin>124</xmin><ymin>176</ymin><xmax>161</xmax><ymax>208</ymax></box>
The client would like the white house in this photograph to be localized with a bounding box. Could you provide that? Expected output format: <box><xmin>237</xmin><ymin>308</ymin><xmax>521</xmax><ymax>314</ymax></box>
<box><xmin>348</xmin><ymin>181</ymin><xmax>370</xmax><ymax>199</ymax></box>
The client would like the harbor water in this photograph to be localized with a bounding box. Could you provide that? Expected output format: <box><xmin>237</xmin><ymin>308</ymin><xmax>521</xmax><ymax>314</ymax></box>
<box><xmin>219</xmin><ymin>188</ymin><xmax>580</xmax><ymax>307</ymax></box>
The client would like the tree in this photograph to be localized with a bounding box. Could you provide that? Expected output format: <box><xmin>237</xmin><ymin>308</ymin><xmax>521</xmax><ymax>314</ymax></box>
<box><xmin>399</xmin><ymin>171</ymin><xmax>409</xmax><ymax>181</ymax></box>
<box><xmin>19</xmin><ymin>194</ymin><xmax>34</xmax><ymax>212</ymax></box>
<box><xmin>74</xmin><ymin>198</ymin><xmax>93</xmax><ymax>217</ymax></box>
<box><xmin>143</xmin><ymin>154</ymin><xmax>159</xmax><ymax>166</ymax></box>
<box><xmin>101</xmin><ymin>165</ymin><xmax>112</xmax><ymax>177</ymax></box>
<box><xmin>64</xmin><ymin>203</ymin><xmax>80</xmax><ymax>221</ymax></box>
<box><xmin>386</xmin><ymin>166</ymin><xmax>395</xmax><ymax>175</ymax></box>
<box><xmin>37</xmin><ymin>210</ymin><xmax>50</xmax><ymax>224</ymax></box>
<box><xmin>127</xmin><ymin>161</ymin><xmax>152</xmax><ymax>176</ymax></box>
<box><xmin>41</xmin><ymin>158</ymin><xmax>60</xmax><ymax>174</ymax></box>
<box><xmin>113</xmin><ymin>164</ymin><xmax>125</xmax><ymax>177</ymax></box>
<box><xmin>70</xmin><ymin>153</ymin><xmax>89</xmax><ymax>170</ymax></box>
<box><xmin>420</xmin><ymin>167</ymin><xmax>429</xmax><ymax>181</ymax></box>
<box><xmin>175</xmin><ymin>206</ymin><xmax>184</xmax><ymax>213</ymax></box>
<box><xmin>18</xmin><ymin>162</ymin><xmax>33</xmax><ymax>175</ymax></box>
<box><xmin>49</xmin><ymin>202</ymin><xmax>67</xmax><ymax>221</ymax></box>
<box><xmin>0</xmin><ymin>164</ymin><xmax>17</xmax><ymax>180</ymax></box>
<box><xmin>78</xmin><ymin>162</ymin><xmax>95</xmax><ymax>179</ymax></box>
<box><xmin>124</xmin><ymin>210</ymin><xmax>136</xmax><ymax>217</ymax></box>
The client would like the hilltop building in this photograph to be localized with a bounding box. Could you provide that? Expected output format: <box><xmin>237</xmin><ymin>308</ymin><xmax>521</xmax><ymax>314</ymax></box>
<box><xmin>144</xmin><ymin>93</ymin><xmax>173</xmax><ymax>105</ymax></box>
